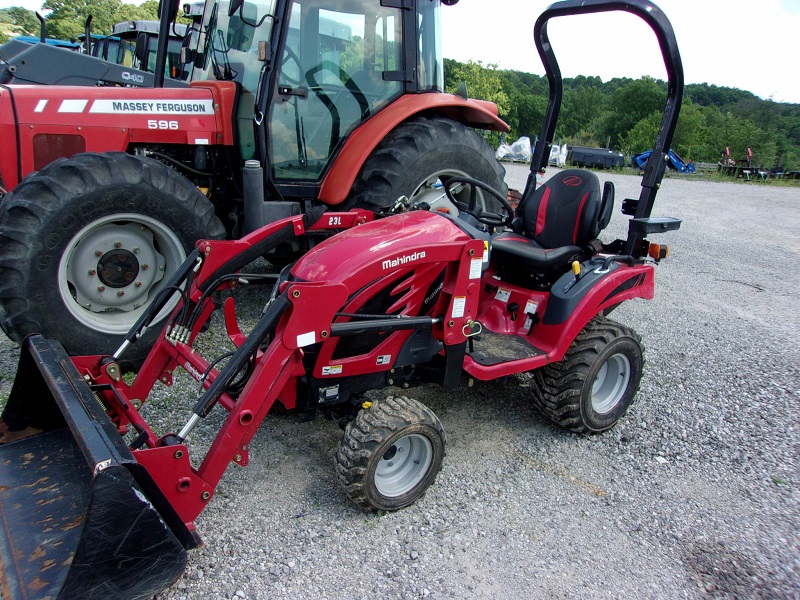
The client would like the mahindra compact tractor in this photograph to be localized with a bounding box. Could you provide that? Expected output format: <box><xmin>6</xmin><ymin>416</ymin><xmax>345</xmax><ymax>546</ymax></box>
<box><xmin>0</xmin><ymin>0</ymin><xmax>683</xmax><ymax>598</ymax></box>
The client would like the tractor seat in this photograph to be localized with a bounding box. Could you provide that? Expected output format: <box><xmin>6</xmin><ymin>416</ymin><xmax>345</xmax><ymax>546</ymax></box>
<box><xmin>491</xmin><ymin>169</ymin><xmax>614</xmax><ymax>275</ymax></box>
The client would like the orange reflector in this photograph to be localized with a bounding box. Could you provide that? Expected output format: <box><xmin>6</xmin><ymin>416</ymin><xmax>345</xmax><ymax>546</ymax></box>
<box><xmin>648</xmin><ymin>243</ymin><xmax>669</xmax><ymax>261</ymax></box>
<box><xmin>435</xmin><ymin>207</ymin><xmax>451</xmax><ymax>214</ymax></box>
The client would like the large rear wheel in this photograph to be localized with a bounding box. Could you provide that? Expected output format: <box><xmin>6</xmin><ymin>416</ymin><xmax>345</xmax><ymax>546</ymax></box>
<box><xmin>531</xmin><ymin>317</ymin><xmax>644</xmax><ymax>433</ymax></box>
<box><xmin>0</xmin><ymin>152</ymin><xmax>225</xmax><ymax>368</ymax></box>
<box><xmin>335</xmin><ymin>396</ymin><xmax>446</xmax><ymax>511</ymax></box>
<box><xmin>344</xmin><ymin>116</ymin><xmax>507</xmax><ymax>215</ymax></box>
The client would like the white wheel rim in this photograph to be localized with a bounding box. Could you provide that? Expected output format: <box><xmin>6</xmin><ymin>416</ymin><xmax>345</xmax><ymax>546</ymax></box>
<box><xmin>57</xmin><ymin>213</ymin><xmax>186</xmax><ymax>334</ymax></box>
<box><xmin>591</xmin><ymin>353</ymin><xmax>631</xmax><ymax>414</ymax></box>
<box><xmin>374</xmin><ymin>433</ymin><xmax>433</xmax><ymax>498</ymax></box>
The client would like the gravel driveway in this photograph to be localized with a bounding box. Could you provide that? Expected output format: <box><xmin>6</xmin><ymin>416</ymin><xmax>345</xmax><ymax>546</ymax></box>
<box><xmin>0</xmin><ymin>165</ymin><xmax>797</xmax><ymax>599</ymax></box>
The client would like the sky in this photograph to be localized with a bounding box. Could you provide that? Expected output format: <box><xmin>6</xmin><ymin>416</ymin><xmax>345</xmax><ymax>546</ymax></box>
<box><xmin>440</xmin><ymin>0</ymin><xmax>800</xmax><ymax>104</ymax></box>
<box><xmin>3</xmin><ymin>0</ymin><xmax>799</xmax><ymax>103</ymax></box>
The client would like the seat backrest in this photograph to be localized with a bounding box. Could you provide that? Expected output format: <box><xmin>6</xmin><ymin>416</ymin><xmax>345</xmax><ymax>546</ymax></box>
<box><xmin>515</xmin><ymin>169</ymin><xmax>611</xmax><ymax>249</ymax></box>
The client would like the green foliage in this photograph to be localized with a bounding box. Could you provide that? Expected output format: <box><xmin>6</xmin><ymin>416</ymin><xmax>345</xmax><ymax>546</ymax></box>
<box><xmin>445</xmin><ymin>59</ymin><xmax>509</xmax><ymax>146</ymax></box>
<box><xmin>443</xmin><ymin>58</ymin><xmax>800</xmax><ymax>169</ymax></box>
<box><xmin>4</xmin><ymin>7</ymin><xmax>41</xmax><ymax>37</ymax></box>
<box><xmin>42</xmin><ymin>0</ymin><xmax>159</xmax><ymax>41</ymax></box>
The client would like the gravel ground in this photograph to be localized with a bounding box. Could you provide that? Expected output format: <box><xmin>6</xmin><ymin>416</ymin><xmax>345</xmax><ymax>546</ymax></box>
<box><xmin>0</xmin><ymin>165</ymin><xmax>798</xmax><ymax>599</ymax></box>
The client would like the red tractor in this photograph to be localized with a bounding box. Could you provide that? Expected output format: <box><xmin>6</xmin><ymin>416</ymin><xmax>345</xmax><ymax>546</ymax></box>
<box><xmin>0</xmin><ymin>0</ymin><xmax>683</xmax><ymax>598</ymax></box>
<box><xmin>0</xmin><ymin>0</ymin><xmax>508</xmax><ymax>366</ymax></box>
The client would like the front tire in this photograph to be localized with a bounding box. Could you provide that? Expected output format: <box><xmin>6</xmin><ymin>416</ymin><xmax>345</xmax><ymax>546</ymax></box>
<box><xmin>336</xmin><ymin>396</ymin><xmax>446</xmax><ymax>511</ymax></box>
<box><xmin>0</xmin><ymin>152</ymin><xmax>225</xmax><ymax>367</ymax></box>
<box><xmin>532</xmin><ymin>317</ymin><xmax>644</xmax><ymax>433</ymax></box>
<box><xmin>344</xmin><ymin>116</ymin><xmax>507</xmax><ymax>214</ymax></box>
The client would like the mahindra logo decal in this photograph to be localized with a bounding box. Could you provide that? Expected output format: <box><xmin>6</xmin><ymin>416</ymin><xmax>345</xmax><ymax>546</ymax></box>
<box><xmin>382</xmin><ymin>251</ymin><xmax>426</xmax><ymax>270</ymax></box>
<box><xmin>563</xmin><ymin>175</ymin><xmax>583</xmax><ymax>187</ymax></box>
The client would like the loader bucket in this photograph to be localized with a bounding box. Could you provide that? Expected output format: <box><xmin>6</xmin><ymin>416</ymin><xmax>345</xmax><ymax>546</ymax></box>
<box><xmin>0</xmin><ymin>336</ymin><xmax>187</xmax><ymax>600</ymax></box>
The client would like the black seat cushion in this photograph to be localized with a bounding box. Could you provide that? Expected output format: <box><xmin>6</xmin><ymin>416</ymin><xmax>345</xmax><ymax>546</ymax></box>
<box><xmin>491</xmin><ymin>169</ymin><xmax>609</xmax><ymax>275</ymax></box>
<box><xmin>491</xmin><ymin>232</ymin><xmax>581</xmax><ymax>272</ymax></box>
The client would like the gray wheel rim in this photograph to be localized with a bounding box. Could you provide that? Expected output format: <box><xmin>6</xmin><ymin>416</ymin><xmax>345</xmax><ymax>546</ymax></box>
<box><xmin>58</xmin><ymin>213</ymin><xmax>186</xmax><ymax>335</ymax></box>
<box><xmin>591</xmin><ymin>352</ymin><xmax>631</xmax><ymax>414</ymax></box>
<box><xmin>374</xmin><ymin>433</ymin><xmax>433</xmax><ymax>498</ymax></box>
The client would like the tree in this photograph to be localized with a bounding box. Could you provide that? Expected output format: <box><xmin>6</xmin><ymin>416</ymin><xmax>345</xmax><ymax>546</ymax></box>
<box><xmin>601</xmin><ymin>76</ymin><xmax>665</xmax><ymax>147</ymax></box>
<box><xmin>445</xmin><ymin>60</ymin><xmax>510</xmax><ymax>146</ymax></box>
<box><xmin>560</xmin><ymin>85</ymin><xmax>604</xmax><ymax>140</ymax></box>
<box><xmin>43</xmin><ymin>0</ymin><xmax>158</xmax><ymax>41</ymax></box>
<box><xmin>7</xmin><ymin>6</ymin><xmax>40</xmax><ymax>37</ymax></box>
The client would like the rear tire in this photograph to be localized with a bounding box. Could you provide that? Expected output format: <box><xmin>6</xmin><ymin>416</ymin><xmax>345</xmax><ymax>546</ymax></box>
<box><xmin>0</xmin><ymin>152</ymin><xmax>225</xmax><ymax>369</ymax></box>
<box><xmin>532</xmin><ymin>317</ymin><xmax>644</xmax><ymax>433</ymax></box>
<box><xmin>335</xmin><ymin>396</ymin><xmax>446</xmax><ymax>511</ymax></box>
<box><xmin>344</xmin><ymin>116</ymin><xmax>507</xmax><ymax>214</ymax></box>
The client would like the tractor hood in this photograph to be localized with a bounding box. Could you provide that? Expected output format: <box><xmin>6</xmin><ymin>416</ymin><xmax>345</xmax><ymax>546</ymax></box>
<box><xmin>292</xmin><ymin>211</ymin><xmax>475</xmax><ymax>284</ymax></box>
<box><xmin>0</xmin><ymin>82</ymin><xmax>236</xmax><ymax>189</ymax></box>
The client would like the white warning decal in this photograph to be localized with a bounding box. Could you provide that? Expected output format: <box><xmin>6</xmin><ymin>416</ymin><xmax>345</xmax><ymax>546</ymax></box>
<box><xmin>89</xmin><ymin>99</ymin><xmax>215</xmax><ymax>115</ymax></box>
<box><xmin>452</xmin><ymin>296</ymin><xmax>466</xmax><ymax>319</ymax></box>
<box><xmin>469</xmin><ymin>257</ymin><xmax>483</xmax><ymax>279</ymax></box>
<box><xmin>322</xmin><ymin>365</ymin><xmax>343</xmax><ymax>376</ymax></box>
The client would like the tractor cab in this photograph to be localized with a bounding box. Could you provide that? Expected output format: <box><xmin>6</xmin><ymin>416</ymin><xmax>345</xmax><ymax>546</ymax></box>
<box><xmin>183</xmin><ymin>0</ymin><xmax>450</xmax><ymax>169</ymax></box>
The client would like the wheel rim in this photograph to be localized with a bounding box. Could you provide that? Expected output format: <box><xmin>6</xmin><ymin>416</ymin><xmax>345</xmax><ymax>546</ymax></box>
<box><xmin>374</xmin><ymin>433</ymin><xmax>433</xmax><ymax>498</ymax></box>
<box><xmin>410</xmin><ymin>169</ymin><xmax>492</xmax><ymax>214</ymax></box>
<box><xmin>58</xmin><ymin>213</ymin><xmax>186</xmax><ymax>335</ymax></box>
<box><xmin>591</xmin><ymin>352</ymin><xmax>631</xmax><ymax>414</ymax></box>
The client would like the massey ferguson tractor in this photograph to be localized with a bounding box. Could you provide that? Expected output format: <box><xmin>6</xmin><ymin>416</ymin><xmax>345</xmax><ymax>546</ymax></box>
<box><xmin>0</xmin><ymin>0</ymin><xmax>508</xmax><ymax>366</ymax></box>
<box><xmin>0</xmin><ymin>0</ymin><xmax>683</xmax><ymax>598</ymax></box>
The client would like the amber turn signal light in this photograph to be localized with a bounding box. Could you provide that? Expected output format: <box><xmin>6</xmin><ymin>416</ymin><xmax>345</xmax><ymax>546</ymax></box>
<box><xmin>648</xmin><ymin>243</ymin><xmax>669</xmax><ymax>261</ymax></box>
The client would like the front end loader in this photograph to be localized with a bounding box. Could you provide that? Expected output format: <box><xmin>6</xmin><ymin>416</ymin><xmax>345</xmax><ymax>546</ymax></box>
<box><xmin>0</xmin><ymin>0</ymin><xmax>684</xmax><ymax>598</ymax></box>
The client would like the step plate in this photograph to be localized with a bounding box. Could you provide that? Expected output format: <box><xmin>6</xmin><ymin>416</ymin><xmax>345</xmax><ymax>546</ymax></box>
<box><xmin>468</xmin><ymin>330</ymin><xmax>545</xmax><ymax>366</ymax></box>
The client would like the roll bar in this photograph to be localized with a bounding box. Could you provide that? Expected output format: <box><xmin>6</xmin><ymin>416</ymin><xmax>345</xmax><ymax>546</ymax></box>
<box><xmin>527</xmin><ymin>0</ymin><xmax>684</xmax><ymax>223</ymax></box>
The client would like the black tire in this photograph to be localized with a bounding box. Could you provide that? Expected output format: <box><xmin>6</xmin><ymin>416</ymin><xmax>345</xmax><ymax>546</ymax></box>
<box><xmin>344</xmin><ymin>116</ymin><xmax>507</xmax><ymax>214</ymax></box>
<box><xmin>531</xmin><ymin>316</ymin><xmax>644</xmax><ymax>433</ymax></box>
<box><xmin>335</xmin><ymin>396</ymin><xmax>446</xmax><ymax>511</ymax></box>
<box><xmin>0</xmin><ymin>152</ymin><xmax>225</xmax><ymax>368</ymax></box>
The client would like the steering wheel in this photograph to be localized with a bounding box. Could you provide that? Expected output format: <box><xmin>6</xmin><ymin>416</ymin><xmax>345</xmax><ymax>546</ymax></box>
<box><xmin>443</xmin><ymin>176</ymin><xmax>514</xmax><ymax>228</ymax></box>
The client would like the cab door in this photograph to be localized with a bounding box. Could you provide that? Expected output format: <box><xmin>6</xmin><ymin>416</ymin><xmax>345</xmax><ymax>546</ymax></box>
<box><xmin>268</xmin><ymin>0</ymin><xmax>404</xmax><ymax>182</ymax></box>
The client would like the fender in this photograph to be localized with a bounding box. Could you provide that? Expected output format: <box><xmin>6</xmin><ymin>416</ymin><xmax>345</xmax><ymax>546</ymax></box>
<box><xmin>532</xmin><ymin>261</ymin><xmax>655</xmax><ymax>361</ymax></box>
<box><xmin>318</xmin><ymin>93</ymin><xmax>510</xmax><ymax>206</ymax></box>
<box><xmin>464</xmin><ymin>260</ymin><xmax>655</xmax><ymax>380</ymax></box>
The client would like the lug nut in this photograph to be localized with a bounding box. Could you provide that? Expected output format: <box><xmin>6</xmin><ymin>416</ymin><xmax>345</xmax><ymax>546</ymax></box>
<box><xmin>88</xmin><ymin>269</ymin><xmax>96</xmax><ymax>276</ymax></box>
<box><xmin>95</xmin><ymin>250</ymin><xmax>103</xmax><ymax>257</ymax></box>
<box><xmin>114</xmin><ymin>241</ymin><xmax>122</xmax><ymax>248</ymax></box>
<box><xmin>142</xmin><ymin>264</ymin><xmax>149</xmax><ymax>270</ymax></box>
<box><xmin>133</xmin><ymin>247</ymin><xmax>140</xmax><ymax>254</ymax></box>
<box><xmin>98</xmin><ymin>286</ymin><xmax>105</xmax><ymax>292</ymax></box>
<box><xmin>117</xmin><ymin>291</ymin><xmax>125</xmax><ymax>297</ymax></box>
<box><xmin>135</xmin><ymin>281</ymin><xmax>142</xmax><ymax>287</ymax></box>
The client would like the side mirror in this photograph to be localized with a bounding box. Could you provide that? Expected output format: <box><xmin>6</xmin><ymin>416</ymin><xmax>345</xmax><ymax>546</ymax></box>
<box><xmin>135</xmin><ymin>32</ymin><xmax>148</xmax><ymax>64</ymax></box>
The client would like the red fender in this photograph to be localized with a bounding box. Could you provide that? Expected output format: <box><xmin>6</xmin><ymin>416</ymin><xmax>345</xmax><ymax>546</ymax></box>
<box><xmin>318</xmin><ymin>93</ymin><xmax>510</xmax><ymax>206</ymax></box>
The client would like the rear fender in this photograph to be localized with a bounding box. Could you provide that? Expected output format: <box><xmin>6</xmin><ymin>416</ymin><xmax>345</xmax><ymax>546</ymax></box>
<box><xmin>319</xmin><ymin>93</ymin><xmax>510</xmax><ymax>206</ymax></box>
<box><xmin>532</xmin><ymin>260</ymin><xmax>654</xmax><ymax>361</ymax></box>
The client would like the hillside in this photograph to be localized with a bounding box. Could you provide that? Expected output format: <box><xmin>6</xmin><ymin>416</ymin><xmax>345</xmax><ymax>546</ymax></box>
<box><xmin>445</xmin><ymin>59</ymin><xmax>800</xmax><ymax>169</ymax></box>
